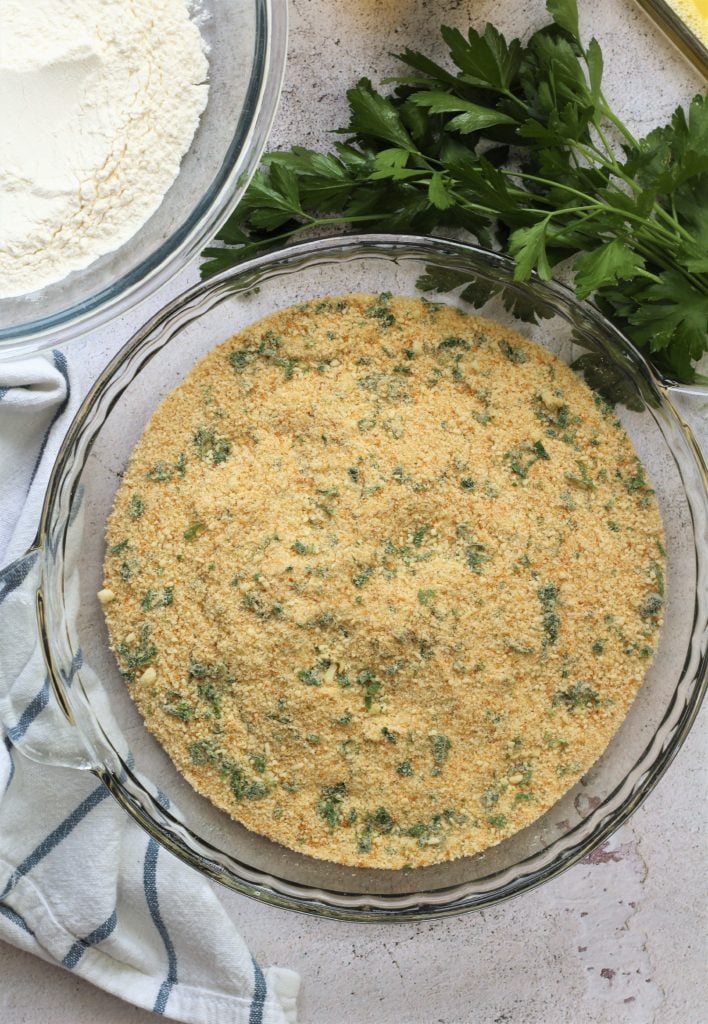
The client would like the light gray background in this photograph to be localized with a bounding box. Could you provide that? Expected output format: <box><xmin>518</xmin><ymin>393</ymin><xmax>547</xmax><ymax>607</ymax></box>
<box><xmin>1</xmin><ymin>1</ymin><xmax>706</xmax><ymax>1022</ymax></box>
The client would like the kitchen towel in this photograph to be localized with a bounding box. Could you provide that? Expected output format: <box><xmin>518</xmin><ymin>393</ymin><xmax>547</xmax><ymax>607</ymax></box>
<box><xmin>0</xmin><ymin>352</ymin><xmax>299</xmax><ymax>1023</ymax></box>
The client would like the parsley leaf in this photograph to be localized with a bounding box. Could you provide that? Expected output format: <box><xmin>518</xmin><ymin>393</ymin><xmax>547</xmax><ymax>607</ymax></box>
<box><xmin>574</xmin><ymin>241</ymin><xmax>646</xmax><ymax>299</ymax></box>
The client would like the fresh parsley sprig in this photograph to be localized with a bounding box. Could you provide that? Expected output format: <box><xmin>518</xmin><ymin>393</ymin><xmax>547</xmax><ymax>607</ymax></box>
<box><xmin>201</xmin><ymin>0</ymin><xmax>708</xmax><ymax>382</ymax></box>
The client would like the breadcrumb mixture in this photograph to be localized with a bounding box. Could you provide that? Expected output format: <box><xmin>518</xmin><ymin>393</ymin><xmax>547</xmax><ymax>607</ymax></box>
<box><xmin>101</xmin><ymin>294</ymin><xmax>665</xmax><ymax>869</ymax></box>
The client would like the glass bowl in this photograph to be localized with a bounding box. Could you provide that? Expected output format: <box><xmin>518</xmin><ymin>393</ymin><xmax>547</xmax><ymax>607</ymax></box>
<box><xmin>0</xmin><ymin>0</ymin><xmax>287</xmax><ymax>359</ymax></box>
<box><xmin>1</xmin><ymin>235</ymin><xmax>706</xmax><ymax>920</ymax></box>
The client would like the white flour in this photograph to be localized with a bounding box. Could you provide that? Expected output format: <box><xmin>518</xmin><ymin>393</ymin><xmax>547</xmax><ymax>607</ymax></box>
<box><xmin>0</xmin><ymin>0</ymin><xmax>208</xmax><ymax>298</ymax></box>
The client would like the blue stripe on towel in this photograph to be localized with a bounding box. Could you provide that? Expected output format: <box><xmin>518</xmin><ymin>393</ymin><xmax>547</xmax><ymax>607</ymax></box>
<box><xmin>249</xmin><ymin>956</ymin><xmax>267</xmax><ymax>1024</ymax></box>
<box><xmin>0</xmin><ymin>387</ymin><xmax>8</xmax><ymax>401</ymax></box>
<box><xmin>5</xmin><ymin>677</ymin><xmax>50</xmax><ymax>744</ymax></box>
<box><xmin>0</xmin><ymin>783</ymin><xmax>109</xmax><ymax>900</ymax></box>
<box><xmin>28</xmin><ymin>350</ymin><xmax>71</xmax><ymax>490</ymax></box>
<box><xmin>62</xmin><ymin>909</ymin><xmax>118</xmax><ymax>968</ymax></box>
<box><xmin>60</xmin><ymin>648</ymin><xmax>83</xmax><ymax>688</ymax></box>
<box><xmin>0</xmin><ymin>902</ymin><xmax>33</xmax><ymax>935</ymax></box>
<box><xmin>2</xmin><ymin>737</ymin><xmax>15</xmax><ymax>796</ymax></box>
<box><xmin>144</xmin><ymin>838</ymin><xmax>178</xmax><ymax>1014</ymax></box>
<box><xmin>0</xmin><ymin>550</ymin><xmax>39</xmax><ymax>604</ymax></box>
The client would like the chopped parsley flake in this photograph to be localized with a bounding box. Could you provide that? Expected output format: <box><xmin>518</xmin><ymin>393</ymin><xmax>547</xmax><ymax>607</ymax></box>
<box><xmin>192</xmin><ymin>427</ymin><xmax>232</xmax><ymax>465</ymax></box>
<box><xmin>639</xmin><ymin>592</ymin><xmax>663</xmax><ymax>621</ymax></box>
<box><xmin>465</xmin><ymin>542</ymin><xmax>488</xmax><ymax>573</ymax></box>
<box><xmin>317</xmin><ymin>782</ymin><xmax>347</xmax><ymax>830</ymax></box>
<box><xmin>430</xmin><ymin>734</ymin><xmax>451</xmax><ymax>767</ymax></box>
<box><xmin>487</xmin><ymin>814</ymin><xmax>507</xmax><ymax>828</ymax></box>
<box><xmin>128</xmin><ymin>494</ymin><xmax>145</xmax><ymax>520</ymax></box>
<box><xmin>538</xmin><ymin>583</ymin><xmax>560</xmax><ymax>647</ymax></box>
<box><xmin>364</xmin><ymin>292</ymin><xmax>395</xmax><ymax>329</ymax></box>
<box><xmin>352</xmin><ymin>565</ymin><xmax>374</xmax><ymax>587</ymax></box>
<box><xmin>498</xmin><ymin>340</ymin><xmax>528</xmax><ymax>364</ymax></box>
<box><xmin>183</xmin><ymin>521</ymin><xmax>206</xmax><ymax>541</ymax></box>
<box><xmin>553</xmin><ymin>681</ymin><xmax>601</xmax><ymax>711</ymax></box>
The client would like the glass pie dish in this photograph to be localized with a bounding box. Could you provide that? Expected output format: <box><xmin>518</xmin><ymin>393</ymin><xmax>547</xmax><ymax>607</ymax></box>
<box><xmin>1</xmin><ymin>235</ymin><xmax>706</xmax><ymax>920</ymax></box>
<box><xmin>0</xmin><ymin>0</ymin><xmax>287</xmax><ymax>359</ymax></box>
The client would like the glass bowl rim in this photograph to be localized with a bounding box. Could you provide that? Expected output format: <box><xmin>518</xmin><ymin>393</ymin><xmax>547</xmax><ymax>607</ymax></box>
<box><xmin>35</xmin><ymin>233</ymin><xmax>708</xmax><ymax>920</ymax></box>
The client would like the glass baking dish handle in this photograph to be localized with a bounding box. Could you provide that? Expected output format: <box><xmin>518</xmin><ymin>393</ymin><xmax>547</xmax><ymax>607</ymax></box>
<box><xmin>0</xmin><ymin>547</ymin><xmax>95</xmax><ymax>771</ymax></box>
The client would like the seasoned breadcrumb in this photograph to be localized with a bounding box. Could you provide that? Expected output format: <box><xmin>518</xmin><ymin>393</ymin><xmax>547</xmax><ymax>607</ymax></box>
<box><xmin>102</xmin><ymin>294</ymin><xmax>665</xmax><ymax>869</ymax></box>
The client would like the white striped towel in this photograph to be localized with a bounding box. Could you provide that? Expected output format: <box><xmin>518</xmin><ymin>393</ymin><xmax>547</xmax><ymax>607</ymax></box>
<box><xmin>0</xmin><ymin>352</ymin><xmax>299</xmax><ymax>1023</ymax></box>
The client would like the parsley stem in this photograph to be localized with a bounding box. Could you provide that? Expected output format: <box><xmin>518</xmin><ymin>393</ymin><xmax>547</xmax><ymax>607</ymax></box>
<box><xmin>305</xmin><ymin>213</ymin><xmax>399</xmax><ymax>227</ymax></box>
<box><xmin>443</xmin><ymin>188</ymin><xmax>510</xmax><ymax>220</ymax></box>
<box><xmin>542</xmin><ymin>204</ymin><xmax>599</xmax><ymax>220</ymax></box>
<box><xmin>499</xmin><ymin>166</ymin><xmax>696</xmax><ymax>260</ymax></box>
<box><xmin>571</xmin><ymin>137</ymin><xmax>697</xmax><ymax>250</ymax></box>
<box><xmin>633</xmin><ymin>268</ymin><xmax>665</xmax><ymax>286</ymax></box>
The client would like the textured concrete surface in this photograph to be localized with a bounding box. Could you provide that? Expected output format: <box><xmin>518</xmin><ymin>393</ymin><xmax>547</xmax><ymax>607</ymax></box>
<box><xmin>1</xmin><ymin>1</ymin><xmax>706</xmax><ymax>1021</ymax></box>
